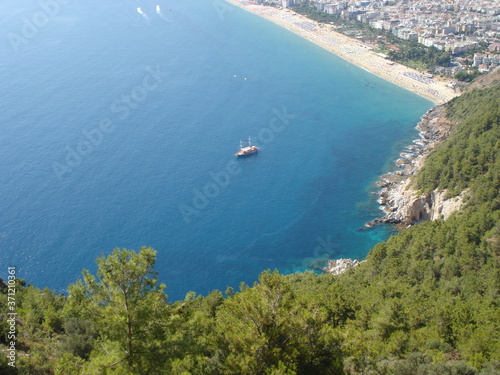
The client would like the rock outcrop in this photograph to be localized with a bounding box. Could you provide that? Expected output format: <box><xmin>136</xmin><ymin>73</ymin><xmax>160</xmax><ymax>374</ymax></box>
<box><xmin>326</xmin><ymin>91</ymin><xmax>480</xmax><ymax>274</ymax></box>
<box><xmin>366</xmin><ymin>104</ymin><xmax>467</xmax><ymax>227</ymax></box>
<box><xmin>376</xmin><ymin>179</ymin><xmax>467</xmax><ymax>225</ymax></box>
<box><xmin>324</xmin><ymin>258</ymin><xmax>361</xmax><ymax>275</ymax></box>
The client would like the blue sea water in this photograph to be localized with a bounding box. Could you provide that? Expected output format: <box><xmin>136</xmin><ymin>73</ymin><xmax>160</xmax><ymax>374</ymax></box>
<box><xmin>0</xmin><ymin>0</ymin><xmax>432</xmax><ymax>301</ymax></box>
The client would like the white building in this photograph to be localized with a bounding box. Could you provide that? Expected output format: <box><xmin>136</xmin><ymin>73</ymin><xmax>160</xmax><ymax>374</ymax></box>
<box><xmin>473</xmin><ymin>53</ymin><xmax>500</xmax><ymax>70</ymax></box>
<box><xmin>282</xmin><ymin>0</ymin><xmax>296</xmax><ymax>8</ymax></box>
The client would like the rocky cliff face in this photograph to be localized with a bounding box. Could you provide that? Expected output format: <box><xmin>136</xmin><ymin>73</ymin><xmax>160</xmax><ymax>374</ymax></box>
<box><xmin>367</xmin><ymin>104</ymin><xmax>466</xmax><ymax>227</ymax></box>
<box><xmin>377</xmin><ymin>178</ymin><xmax>466</xmax><ymax>226</ymax></box>
<box><xmin>325</xmin><ymin>94</ymin><xmax>471</xmax><ymax>275</ymax></box>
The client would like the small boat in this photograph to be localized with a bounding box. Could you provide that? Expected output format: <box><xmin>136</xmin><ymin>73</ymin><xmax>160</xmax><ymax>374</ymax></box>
<box><xmin>234</xmin><ymin>137</ymin><xmax>259</xmax><ymax>156</ymax></box>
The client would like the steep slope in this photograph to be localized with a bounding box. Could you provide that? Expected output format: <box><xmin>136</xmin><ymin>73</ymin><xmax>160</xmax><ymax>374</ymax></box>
<box><xmin>371</xmin><ymin>70</ymin><xmax>500</xmax><ymax>227</ymax></box>
<box><xmin>2</xmin><ymin>79</ymin><xmax>500</xmax><ymax>375</ymax></box>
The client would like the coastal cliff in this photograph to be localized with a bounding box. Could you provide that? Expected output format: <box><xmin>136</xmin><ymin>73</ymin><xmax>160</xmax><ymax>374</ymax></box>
<box><xmin>325</xmin><ymin>69</ymin><xmax>500</xmax><ymax>275</ymax></box>
<box><xmin>7</xmin><ymin>81</ymin><xmax>500</xmax><ymax>375</ymax></box>
<box><xmin>324</xmin><ymin>102</ymin><xmax>461</xmax><ymax>275</ymax></box>
<box><xmin>369</xmin><ymin>67</ymin><xmax>500</xmax><ymax>227</ymax></box>
<box><xmin>367</xmin><ymin>104</ymin><xmax>465</xmax><ymax>227</ymax></box>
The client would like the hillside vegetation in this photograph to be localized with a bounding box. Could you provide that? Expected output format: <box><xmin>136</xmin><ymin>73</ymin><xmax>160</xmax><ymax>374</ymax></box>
<box><xmin>1</xmin><ymin>82</ymin><xmax>500</xmax><ymax>374</ymax></box>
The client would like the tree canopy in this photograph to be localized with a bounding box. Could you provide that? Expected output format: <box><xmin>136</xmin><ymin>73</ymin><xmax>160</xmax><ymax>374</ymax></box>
<box><xmin>1</xmin><ymin>83</ymin><xmax>500</xmax><ymax>374</ymax></box>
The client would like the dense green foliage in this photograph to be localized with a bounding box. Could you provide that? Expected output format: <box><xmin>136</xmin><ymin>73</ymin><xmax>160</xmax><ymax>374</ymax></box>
<box><xmin>1</xmin><ymin>83</ymin><xmax>500</xmax><ymax>374</ymax></box>
<box><xmin>415</xmin><ymin>84</ymin><xmax>500</xmax><ymax>196</ymax></box>
<box><xmin>456</xmin><ymin>70</ymin><xmax>481</xmax><ymax>83</ymax></box>
<box><xmin>388</xmin><ymin>44</ymin><xmax>451</xmax><ymax>70</ymax></box>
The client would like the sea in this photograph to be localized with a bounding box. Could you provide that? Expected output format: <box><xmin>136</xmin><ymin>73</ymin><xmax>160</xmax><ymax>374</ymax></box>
<box><xmin>0</xmin><ymin>0</ymin><xmax>432</xmax><ymax>301</ymax></box>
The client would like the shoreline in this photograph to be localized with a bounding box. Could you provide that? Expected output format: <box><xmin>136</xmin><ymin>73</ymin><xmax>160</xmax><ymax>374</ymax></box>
<box><xmin>366</xmin><ymin>104</ymin><xmax>464</xmax><ymax>228</ymax></box>
<box><xmin>324</xmin><ymin>105</ymin><xmax>458</xmax><ymax>271</ymax></box>
<box><xmin>224</xmin><ymin>0</ymin><xmax>459</xmax><ymax>105</ymax></box>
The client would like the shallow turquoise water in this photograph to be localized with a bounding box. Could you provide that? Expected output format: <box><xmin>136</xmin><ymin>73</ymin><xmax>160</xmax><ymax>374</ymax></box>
<box><xmin>0</xmin><ymin>0</ymin><xmax>431</xmax><ymax>300</ymax></box>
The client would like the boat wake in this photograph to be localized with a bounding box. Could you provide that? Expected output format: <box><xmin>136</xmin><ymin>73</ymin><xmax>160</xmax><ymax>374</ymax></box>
<box><xmin>155</xmin><ymin>4</ymin><xmax>174</xmax><ymax>23</ymax></box>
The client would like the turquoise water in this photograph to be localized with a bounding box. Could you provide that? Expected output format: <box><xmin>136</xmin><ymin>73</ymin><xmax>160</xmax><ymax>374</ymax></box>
<box><xmin>0</xmin><ymin>0</ymin><xmax>431</xmax><ymax>300</ymax></box>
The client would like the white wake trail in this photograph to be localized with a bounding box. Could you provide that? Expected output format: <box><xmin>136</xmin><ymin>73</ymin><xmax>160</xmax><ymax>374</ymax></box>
<box><xmin>136</xmin><ymin>7</ymin><xmax>149</xmax><ymax>20</ymax></box>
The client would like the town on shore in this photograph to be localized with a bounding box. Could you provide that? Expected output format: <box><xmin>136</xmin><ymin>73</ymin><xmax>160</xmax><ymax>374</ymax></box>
<box><xmin>264</xmin><ymin>0</ymin><xmax>499</xmax><ymax>71</ymax></box>
<box><xmin>224</xmin><ymin>0</ymin><xmax>499</xmax><ymax>273</ymax></box>
<box><xmin>228</xmin><ymin>0</ymin><xmax>499</xmax><ymax>102</ymax></box>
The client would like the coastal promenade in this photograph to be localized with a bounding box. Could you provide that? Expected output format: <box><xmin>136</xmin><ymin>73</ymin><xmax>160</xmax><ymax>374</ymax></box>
<box><xmin>224</xmin><ymin>0</ymin><xmax>459</xmax><ymax>104</ymax></box>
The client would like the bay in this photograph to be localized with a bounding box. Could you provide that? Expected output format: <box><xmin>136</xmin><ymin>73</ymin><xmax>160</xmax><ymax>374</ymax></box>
<box><xmin>0</xmin><ymin>0</ymin><xmax>431</xmax><ymax>300</ymax></box>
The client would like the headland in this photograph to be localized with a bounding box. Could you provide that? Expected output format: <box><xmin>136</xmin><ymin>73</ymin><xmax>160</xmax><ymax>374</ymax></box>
<box><xmin>224</xmin><ymin>0</ymin><xmax>459</xmax><ymax>105</ymax></box>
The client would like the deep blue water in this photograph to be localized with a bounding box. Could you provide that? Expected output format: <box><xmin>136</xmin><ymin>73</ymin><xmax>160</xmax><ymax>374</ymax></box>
<box><xmin>0</xmin><ymin>0</ymin><xmax>431</xmax><ymax>301</ymax></box>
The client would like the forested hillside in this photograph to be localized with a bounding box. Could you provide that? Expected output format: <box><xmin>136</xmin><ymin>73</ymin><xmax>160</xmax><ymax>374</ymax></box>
<box><xmin>1</xmin><ymin>83</ymin><xmax>499</xmax><ymax>374</ymax></box>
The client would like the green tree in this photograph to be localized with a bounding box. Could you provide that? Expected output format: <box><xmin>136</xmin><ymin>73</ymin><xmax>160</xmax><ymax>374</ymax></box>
<box><xmin>60</xmin><ymin>317</ymin><xmax>96</xmax><ymax>360</ymax></box>
<box><xmin>455</xmin><ymin>69</ymin><xmax>480</xmax><ymax>82</ymax></box>
<box><xmin>66</xmin><ymin>247</ymin><xmax>170</xmax><ymax>374</ymax></box>
<box><xmin>216</xmin><ymin>271</ymin><xmax>343</xmax><ymax>374</ymax></box>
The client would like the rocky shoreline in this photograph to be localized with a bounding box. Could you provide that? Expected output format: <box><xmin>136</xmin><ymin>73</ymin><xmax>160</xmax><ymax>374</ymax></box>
<box><xmin>324</xmin><ymin>105</ymin><xmax>459</xmax><ymax>275</ymax></box>
<box><xmin>323</xmin><ymin>258</ymin><xmax>361</xmax><ymax>275</ymax></box>
<box><xmin>365</xmin><ymin>104</ymin><xmax>463</xmax><ymax>227</ymax></box>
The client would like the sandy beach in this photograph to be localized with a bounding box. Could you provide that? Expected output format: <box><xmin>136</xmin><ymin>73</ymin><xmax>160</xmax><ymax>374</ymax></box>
<box><xmin>224</xmin><ymin>0</ymin><xmax>459</xmax><ymax>105</ymax></box>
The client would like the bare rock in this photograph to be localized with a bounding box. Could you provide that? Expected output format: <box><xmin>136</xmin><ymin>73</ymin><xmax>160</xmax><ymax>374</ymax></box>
<box><xmin>366</xmin><ymin>104</ymin><xmax>466</xmax><ymax>227</ymax></box>
<box><xmin>324</xmin><ymin>258</ymin><xmax>361</xmax><ymax>275</ymax></box>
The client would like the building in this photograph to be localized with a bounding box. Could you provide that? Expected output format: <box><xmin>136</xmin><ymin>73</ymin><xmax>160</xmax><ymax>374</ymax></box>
<box><xmin>473</xmin><ymin>53</ymin><xmax>500</xmax><ymax>70</ymax></box>
<box><xmin>489</xmin><ymin>42</ymin><xmax>500</xmax><ymax>52</ymax></box>
<box><xmin>282</xmin><ymin>0</ymin><xmax>296</xmax><ymax>8</ymax></box>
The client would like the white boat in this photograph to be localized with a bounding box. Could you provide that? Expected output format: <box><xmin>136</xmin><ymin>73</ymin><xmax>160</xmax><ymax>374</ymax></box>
<box><xmin>234</xmin><ymin>137</ymin><xmax>259</xmax><ymax>156</ymax></box>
